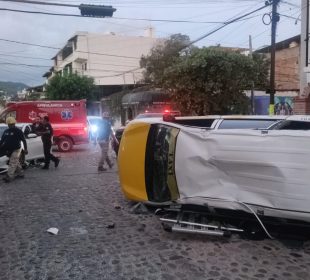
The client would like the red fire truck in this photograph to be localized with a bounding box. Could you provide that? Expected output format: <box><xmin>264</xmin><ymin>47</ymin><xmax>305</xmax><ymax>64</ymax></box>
<box><xmin>0</xmin><ymin>100</ymin><xmax>89</xmax><ymax>152</ymax></box>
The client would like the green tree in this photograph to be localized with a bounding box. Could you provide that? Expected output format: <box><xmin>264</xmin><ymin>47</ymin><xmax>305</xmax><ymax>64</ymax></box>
<box><xmin>164</xmin><ymin>48</ymin><xmax>268</xmax><ymax>115</ymax></box>
<box><xmin>46</xmin><ymin>73</ymin><xmax>95</xmax><ymax>100</ymax></box>
<box><xmin>140</xmin><ymin>33</ymin><xmax>194</xmax><ymax>86</ymax></box>
<box><xmin>140</xmin><ymin>36</ymin><xmax>269</xmax><ymax>115</ymax></box>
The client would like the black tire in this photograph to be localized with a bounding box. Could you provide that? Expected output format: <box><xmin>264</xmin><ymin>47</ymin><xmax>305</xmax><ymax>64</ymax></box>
<box><xmin>57</xmin><ymin>137</ymin><xmax>73</xmax><ymax>152</ymax></box>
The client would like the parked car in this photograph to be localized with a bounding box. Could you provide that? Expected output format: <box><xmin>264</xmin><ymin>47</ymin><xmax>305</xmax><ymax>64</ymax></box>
<box><xmin>0</xmin><ymin>123</ymin><xmax>45</xmax><ymax>173</ymax></box>
<box><xmin>118</xmin><ymin>115</ymin><xmax>310</xmax><ymax>238</ymax></box>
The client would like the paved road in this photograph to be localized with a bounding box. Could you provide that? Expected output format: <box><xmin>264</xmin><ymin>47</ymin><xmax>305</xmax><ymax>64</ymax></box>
<box><xmin>0</xmin><ymin>144</ymin><xmax>310</xmax><ymax>280</ymax></box>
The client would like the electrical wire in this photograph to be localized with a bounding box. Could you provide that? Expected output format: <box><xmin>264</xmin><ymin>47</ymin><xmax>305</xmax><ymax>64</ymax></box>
<box><xmin>187</xmin><ymin>2</ymin><xmax>272</xmax><ymax>47</ymax></box>
<box><xmin>0</xmin><ymin>7</ymin><xmax>266</xmax><ymax>24</ymax></box>
<box><xmin>0</xmin><ymin>38</ymin><xmax>141</xmax><ymax>59</ymax></box>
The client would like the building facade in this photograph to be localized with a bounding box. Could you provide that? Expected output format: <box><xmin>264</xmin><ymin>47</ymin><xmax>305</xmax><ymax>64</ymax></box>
<box><xmin>43</xmin><ymin>31</ymin><xmax>162</xmax><ymax>115</ymax></box>
<box><xmin>43</xmin><ymin>31</ymin><xmax>161</xmax><ymax>95</ymax></box>
<box><xmin>255</xmin><ymin>35</ymin><xmax>300</xmax><ymax>115</ymax></box>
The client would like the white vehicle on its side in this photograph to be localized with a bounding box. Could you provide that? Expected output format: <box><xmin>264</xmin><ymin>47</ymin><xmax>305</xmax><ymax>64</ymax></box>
<box><xmin>0</xmin><ymin>123</ymin><xmax>44</xmax><ymax>173</ymax></box>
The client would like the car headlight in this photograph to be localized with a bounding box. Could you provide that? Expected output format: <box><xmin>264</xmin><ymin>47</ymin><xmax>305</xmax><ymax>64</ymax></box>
<box><xmin>91</xmin><ymin>125</ymin><xmax>98</xmax><ymax>133</ymax></box>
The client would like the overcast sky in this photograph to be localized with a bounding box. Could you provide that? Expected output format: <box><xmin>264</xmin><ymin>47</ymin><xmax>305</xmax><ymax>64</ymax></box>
<box><xmin>0</xmin><ymin>0</ymin><xmax>301</xmax><ymax>86</ymax></box>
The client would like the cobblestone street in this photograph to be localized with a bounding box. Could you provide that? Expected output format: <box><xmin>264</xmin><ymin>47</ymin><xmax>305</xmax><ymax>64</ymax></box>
<box><xmin>0</xmin><ymin>144</ymin><xmax>310</xmax><ymax>280</ymax></box>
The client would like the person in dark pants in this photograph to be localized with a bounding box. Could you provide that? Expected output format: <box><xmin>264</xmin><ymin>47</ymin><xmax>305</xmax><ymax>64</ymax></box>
<box><xmin>38</xmin><ymin>116</ymin><xmax>60</xmax><ymax>169</ymax></box>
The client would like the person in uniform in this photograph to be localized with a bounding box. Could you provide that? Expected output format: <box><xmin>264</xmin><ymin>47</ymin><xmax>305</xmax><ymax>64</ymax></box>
<box><xmin>38</xmin><ymin>116</ymin><xmax>60</xmax><ymax>169</ymax></box>
<box><xmin>97</xmin><ymin>112</ymin><xmax>118</xmax><ymax>171</ymax></box>
<box><xmin>0</xmin><ymin>117</ymin><xmax>28</xmax><ymax>182</ymax></box>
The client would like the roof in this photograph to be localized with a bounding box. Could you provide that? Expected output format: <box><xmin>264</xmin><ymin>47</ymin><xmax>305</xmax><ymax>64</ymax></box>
<box><xmin>255</xmin><ymin>34</ymin><xmax>300</xmax><ymax>53</ymax></box>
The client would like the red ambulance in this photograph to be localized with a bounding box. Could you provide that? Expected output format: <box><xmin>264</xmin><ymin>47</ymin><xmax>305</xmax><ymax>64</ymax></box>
<box><xmin>0</xmin><ymin>100</ymin><xmax>89</xmax><ymax>152</ymax></box>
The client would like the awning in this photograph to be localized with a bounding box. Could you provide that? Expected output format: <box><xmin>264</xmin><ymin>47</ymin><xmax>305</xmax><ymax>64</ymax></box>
<box><xmin>122</xmin><ymin>91</ymin><xmax>170</xmax><ymax>106</ymax></box>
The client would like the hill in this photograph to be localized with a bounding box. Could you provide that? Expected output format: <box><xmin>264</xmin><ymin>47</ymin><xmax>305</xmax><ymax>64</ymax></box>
<box><xmin>0</xmin><ymin>81</ymin><xmax>29</xmax><ymax>96</ymax></box>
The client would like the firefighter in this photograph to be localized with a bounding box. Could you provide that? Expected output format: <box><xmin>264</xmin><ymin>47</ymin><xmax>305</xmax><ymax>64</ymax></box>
<box><xmin>38</xmin><ymin>116</ymin><xmax>60</xmax><ymax>169</ymax></box>
<box><xmin>0</xmin><ymin>117</ymin><xmax>28</xmax><ymax>182</ymax></box>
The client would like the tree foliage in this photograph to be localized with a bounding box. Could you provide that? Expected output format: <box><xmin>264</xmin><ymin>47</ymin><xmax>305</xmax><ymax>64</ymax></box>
<box><xmin>140</xmin><ymin>35</ymin><xmax>269</xmax><ymax>115</ymax></box>
<box><xmin>46</xmin><ymin>73</ymin><xmax>95</xmax><ymax>100</ymax></box>
<box><xmin>140</xmin><ymin>34</ymin><xmax>194</xmax><ymax>86</ymax></box>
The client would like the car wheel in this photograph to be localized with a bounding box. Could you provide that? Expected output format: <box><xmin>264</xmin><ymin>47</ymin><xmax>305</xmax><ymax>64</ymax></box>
<box><xmin>58</xmin><ymin>137</ymin><xmax>73</xmax><ymax>152</ymax></box>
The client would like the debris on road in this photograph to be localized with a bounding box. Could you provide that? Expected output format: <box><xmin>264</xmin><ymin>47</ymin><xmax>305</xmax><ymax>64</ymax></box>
<box><xmin>47</xmin><ymin>227</ymin><xmax>59</xmax><ymax>235</ymax></box>
<box><xmin>106</xmin><ymin>222</ymin><xmax>115</xmax><ymax>229</ymax></box>
<box><xmin>130</xmin><ymin>202</ymin><xmax>149</xmax><ymax>215</ymax></box>
<box><xmin>114</xmin><ymin>204</ymin><xmax>121</xmax><ymax>210</ymax></box>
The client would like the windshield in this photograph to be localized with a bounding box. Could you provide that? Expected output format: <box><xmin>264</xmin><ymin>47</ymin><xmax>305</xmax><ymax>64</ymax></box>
<box><xmin>145</xmin><ymin>124</ymin><xmax>180</xmax><ymax>202</ymax></box>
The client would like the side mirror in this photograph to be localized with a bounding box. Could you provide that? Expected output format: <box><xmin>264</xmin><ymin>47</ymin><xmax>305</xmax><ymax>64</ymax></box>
<box><xmin>27</xmin><ymin>133</ymin><xmax>38</xmax><ymax>139</ymax></box>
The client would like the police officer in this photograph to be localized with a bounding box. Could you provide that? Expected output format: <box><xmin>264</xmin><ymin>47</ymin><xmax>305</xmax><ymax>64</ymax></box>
<box><xmin>0</xmin><ymin>117</ymin><xmax>28</xmax><ymax>182</ymax></box>
<box><xmin>38</xmin><ymin>116</ymin><xmax>60</xmax><ymax>169</ymax></box>
<box><xmin>97</xmin><ymin>112</ymin><xmax>117</xmax><ymax>171</ymax></box>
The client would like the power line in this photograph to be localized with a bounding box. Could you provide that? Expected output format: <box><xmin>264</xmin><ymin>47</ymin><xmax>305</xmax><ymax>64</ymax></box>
<box><xmin>0</xmin><ymin>38</ymin><xmax>59</xmax><ymax>49</ymax></box>
<box><xmin>0</xmin><ymin>62</ymin><xmax>50</xmax><ymax>67</ymax></box>
<box><xmin>0</xmin><ymin>0</ymin><xmax>80</xmax><ymax>8</ymax></box>
<box><xmin>0</xmin><ymin>7</ymin><xmax>264</xmax><ymax>24</ymax></box>
<box><xmin>0</xmin><ymin>38</ymin><xmax>141</xmax><ymax>59</ymax></box>
<box><xmin>188</xmin><ymin>2</ymin><xmax>272</xmax><ymax>46</ymax></box>
<box><xmin>0</xmin><ymin>7</ymin><xmax>84</xmax><ymax>17</ymax></box>
<box><xmin>0</xmin><ymin>61</ymin><xmax>140</xmax><ymax>73</ymax></box>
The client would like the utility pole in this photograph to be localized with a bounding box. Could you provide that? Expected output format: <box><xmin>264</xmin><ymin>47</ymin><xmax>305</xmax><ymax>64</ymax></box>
<box><xmin>268</xmin><ymin>0</ymin><xmax>280</xmax><ymax>115</ymax></box>
<box><xmin>249</xmin><ymin>35</ymin><xmax>255</xmax><ymax>114</ymax></box>
<box><xmin>300</xmin><ymin>0</ymin><xmax>310</xmax><ymax>98</ymax></box>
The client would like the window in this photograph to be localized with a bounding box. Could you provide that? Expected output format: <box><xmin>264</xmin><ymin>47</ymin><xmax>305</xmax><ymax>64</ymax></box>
<box><xmin>23</xmin><ymin>126</ymin><xmax>31</xmax><ymax>138</ymax></box>
<box><xmin>82</xmin><ymin>62</ymin><xmax>87</xmax><ymax>71</ymax></box>
<box><xmin>174</xmin><ymin>118</ymin><xmax>216</xmax><ymax>128</ymax></box>
<box><xmin>145</xmin><ymin>124</ymin><xmax>180</xmax><ymax>203</ymax></box>
<box><xmin>0</xmin><ymin>127</ymin><xmax>6</xmax><ymax>138</ymax></box>
<box><xmin>273</xmin><ymin>121</ymin><xmax>310</xmax><ymax>130</ymax></box>
<box><xmin>218</xmin><ymin>119</ymin><xmax>279</xmax><ymax>129</ymax></box>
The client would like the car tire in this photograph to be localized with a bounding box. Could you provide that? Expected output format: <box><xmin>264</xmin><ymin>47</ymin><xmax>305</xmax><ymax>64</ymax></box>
<box><xmin>58</xmin><ymin>137</ymin><xmax>73</xmax><ymax>152</ymax></box>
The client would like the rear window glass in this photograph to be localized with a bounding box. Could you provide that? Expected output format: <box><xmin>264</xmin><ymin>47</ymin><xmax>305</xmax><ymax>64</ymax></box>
<box><xmin>218</xmin><ymin>119</ymin><xmax>278</xmax><ymax>129</ymax></box>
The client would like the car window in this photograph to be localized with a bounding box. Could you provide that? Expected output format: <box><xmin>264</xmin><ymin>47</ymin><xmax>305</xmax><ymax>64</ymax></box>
<box><xmin>272</xmin><ymin>120</ymin><xmax>310</xmax><ymax>130</ymax></box>
<box><xmin>218</xmin><ymin>119</ymin><xmax>279</xmax><ymax>129</ymax></box>
<box><xmin>24</xmin><ymin>126</ymin><xmax>31</xmax><ymax>137</ymax></box>
<box><xmin>0</xmin><ymin>127</ymin><xmax>7</xmax><ymax>138</ymax></box>
<box><xmin>173</xmin><ymin>118</ymin><xmax>216</xmax><ymax>128</ymax></box>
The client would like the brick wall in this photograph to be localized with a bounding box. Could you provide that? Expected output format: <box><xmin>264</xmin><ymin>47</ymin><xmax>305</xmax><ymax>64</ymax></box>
<box><xmin>293</xmin><ymin>96</ymin><xmax>310</xmax><ymax>114</ymax></box>
<box><xmin>275</xmin><ymin>46</ymin><xmax>299</xmax><ymax>91</ymax></box>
